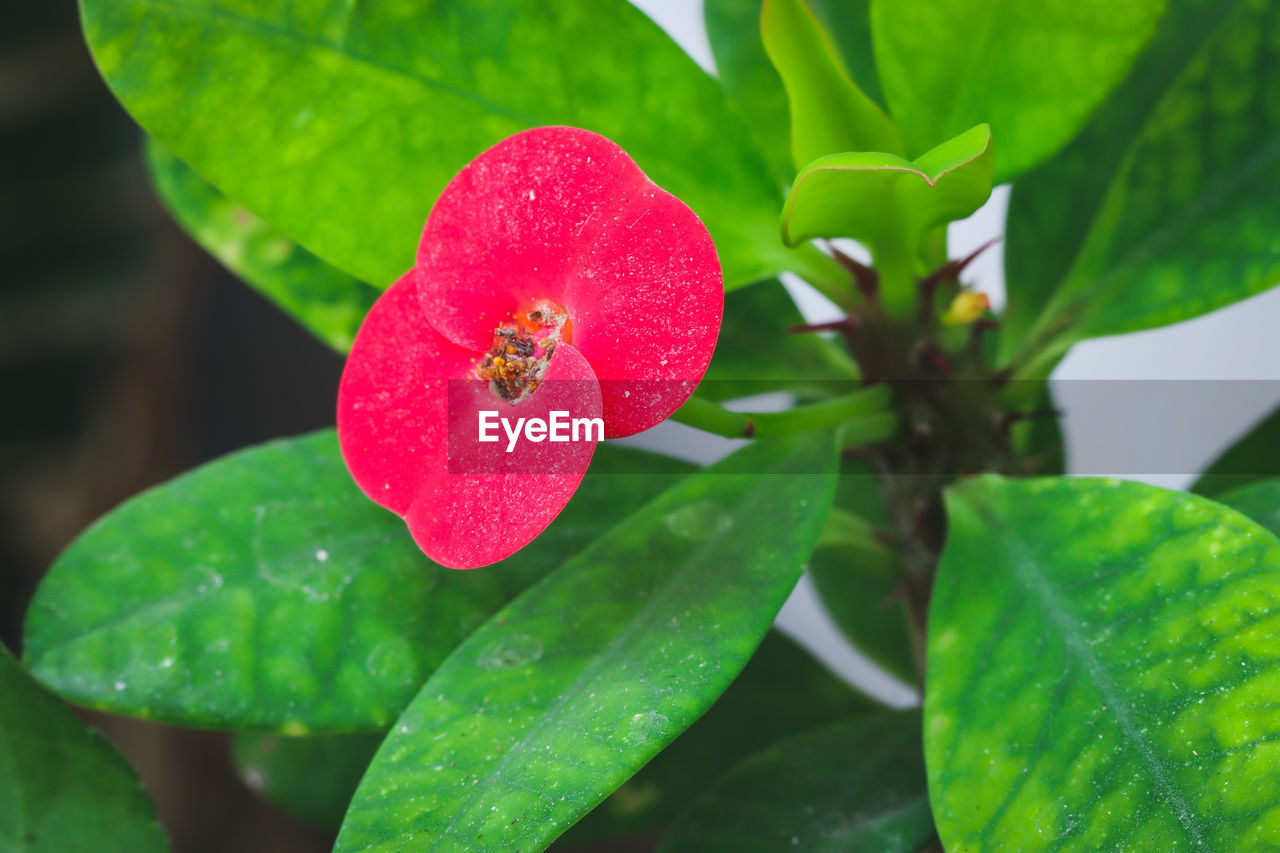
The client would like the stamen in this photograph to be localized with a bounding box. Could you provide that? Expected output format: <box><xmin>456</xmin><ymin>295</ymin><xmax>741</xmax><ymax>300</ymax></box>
<box><xmin>474</xmin><ymin>299</ymin><xmax>571</xmax><ymax>403</ymax></box>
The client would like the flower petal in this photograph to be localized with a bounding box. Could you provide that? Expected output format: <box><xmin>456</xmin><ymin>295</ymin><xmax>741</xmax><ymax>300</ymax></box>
<box><xmin>338</xmin><ymin>273</ymin><xmax>602</xmax><ymax>569</ymax></box>
<box><xmin>566</xmin><ymin>182</ymin><xmax>723</xmax><ymax>437</ymax></box>
<box><xmin>338</xmin><ymin>272</ymin><xmax>462</xmax><ymax>516</ymax></box>
<box><xmin>417</xmin><ymin>126</ymin><xmax>646</xmax><ymax>352</ymax></box>
<box><xmin>407</xmin><ymin>342</ymin><xmax>601</xmax><ymax>570</ymax></box>
<box><xmin>416</xmin><ymin>126</ymin><xmax>722</xmax><ymax>437</ymax></box>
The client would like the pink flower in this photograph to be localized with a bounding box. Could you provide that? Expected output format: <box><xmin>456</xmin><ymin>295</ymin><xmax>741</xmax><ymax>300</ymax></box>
<box><xmin>337</xmin><ymin>127</ymin><xmax>723</xmax><ymax>569</ymax></box>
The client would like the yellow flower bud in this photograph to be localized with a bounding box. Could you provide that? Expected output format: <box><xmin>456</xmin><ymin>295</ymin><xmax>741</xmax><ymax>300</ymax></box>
<box><xmin>942</xmin><ymin>291</ymin><xmax>990</xmax><ymax>326</ymax></box>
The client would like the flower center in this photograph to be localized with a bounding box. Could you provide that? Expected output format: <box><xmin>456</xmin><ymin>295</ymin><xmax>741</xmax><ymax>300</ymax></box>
<box><xmin>475</xmin><ymin>299</ymin><xmax>572</xmax><ymax>403</ymax></box>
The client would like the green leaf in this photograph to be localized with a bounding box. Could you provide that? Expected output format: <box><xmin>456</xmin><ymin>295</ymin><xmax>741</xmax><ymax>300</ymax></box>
<box><xmin>566</xmin><ymin>631</ymin><xmax>878</xmax><ymax>842</ymax></box>
<box><xmin>807</xmin><ymin>0</ymin><xmax>883</xmax><ymax>110</ymax></box>
<box><xmin>872</xmin><ymin>0</ymin><xmax>1167</xmax><ymax>182</ymax></box>
<box><xmin>82</xmin><ymin>0</ymin><xmax>789</xmax><ymax>291</ymax></box>
<box><xmin>1214</xmin><ymin>478</ymin><xmax>1280</xmax><ymax>539</ymax></box>
<box><xmin>1002</xmin><ymin>0</ymin><xmax>1236</xmax><ymax>357</ymax></box>
<box><xmin>1005</xmin><ymin>0</ymin><xmax>1280</xmax><ymax>368</ymax></box>
<box><xmin>706</xmin><ymin>0</ymin><xmax>884</xmax><ymax>185</ymax></box>
<box><xmin>705</xmin><ymin>0</ymin><xmax>793</xmax><ymax>184</ymax></box>
<box><xmin>1192</xmin><ymin>400</ymin><xmax>1280</xmax><ymax>499</ymax></box>
<box><xmin>658</xmin><ymin>711</ymin><xmax>933</xmax><ymax>853</ymax></box>
<box><xmin>810</xmin><ymin>543</ymin><xmax>914</xmax><ymax>685</ymax></box>
<box><xmin>700</xmin><ymin>279</ymin><xmax>859</xmax><ymax>402</ymax></box>
<box><xmin>0</xmin><ymin>646</ymin><xmax>168</xmax><ymax>853</ymax></box>
<box><xmin>334</xmin><ymin>434</ymin><xmax>838</xmax><ymax>853</ymax></box>
<box><xmin>233</xmin><ymin>732</ymin><xmax>383</xmax><ymax>830</ymax></box>
<box><xmin>146</xmin><ymin>140</ymin><xmax>377</xmax><ymax>353</ymax></box>
<box><xmin>23</xmin><ymin>433</ymin><xmax>690</xmax><ymax>732</ymax></box>
<box><xmin>929</xmin><ymin>475</ymin><xmax>1280</xmax><ymax>850</ymax></box>
<box><xmin>762</xmin><ymin>0</ymin><xmax>903</xmax><ymax>169</ymax></box>
<box><xmin>782</xmin><ymin>124</ymin><xmax>992</xmax><ymax>249</ymax></box>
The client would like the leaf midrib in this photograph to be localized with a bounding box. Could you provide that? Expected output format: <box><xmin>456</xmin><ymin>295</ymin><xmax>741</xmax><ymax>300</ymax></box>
<box><xmin>987</xmin><ymin>503</ymin><xmax>1209</xmax><ymax>849</ymax></box>
<box><xmin>31</xmin><ymin>524</ymin><xmax>399</xmax><ymax>661</ymax></box>
<box><xmin>1007</xmin><ymin>0</ymin><xmax>1247</xmax><ymax>358</ymax></box>
<box><xmin>837</xmin><ymin>793</ymin><xmax>932</xmax><ymax>846</ymax></box>
<box><xmin>1043</xmin><ymin>0</ymin><xmax>1263</xmax><ymax>330</ymax></box>
<box><xmin>427</xmin><ymin>472</ymin><xmax>807</xmax><ymax>850</ymax></box>
<box><xmin>1074</xmin><ymin>132</ymin><xmax>1280</xmax><ymax>328</ymax></box>
<box><xmin>109</xmin><ymin>0</ymin><xmax>542</xmax><ymax>127</ymax></box>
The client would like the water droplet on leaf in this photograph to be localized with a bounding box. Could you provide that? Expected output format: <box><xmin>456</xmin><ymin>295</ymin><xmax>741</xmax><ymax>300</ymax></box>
<box><xmin>624</xmin><ymin>710</ymin><xmax>670</xmax><ymax>745</ymax></box>
<box><xmin>664</xmin><ymin>500</ymin><xmax>732</xmax><ymax>540</ymax></box>
<box><xmin>478</xmin><ymin>634</ymin><xmax>543</xmax><ymax>669</ymax></box>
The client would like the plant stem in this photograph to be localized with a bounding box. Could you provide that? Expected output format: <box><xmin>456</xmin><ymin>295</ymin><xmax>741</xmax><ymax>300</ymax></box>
<box><xmin>838</xmin><ymin>411</ymin><xmax>901</xmax><ymax>448</ymax></box>
<box><xmin>872</xmin><ymin>238</ymin><xmax>917</xmax><ymax>318</ymax></box>
<box><xmin>919</xmin><ymin>224</ymin><xmax>948</xmax><ymax>268</ymax></box>
<box><xmin>670</xmin><ymin>386</ymin><xmax>898</xmax><ymax>441</ymax></box>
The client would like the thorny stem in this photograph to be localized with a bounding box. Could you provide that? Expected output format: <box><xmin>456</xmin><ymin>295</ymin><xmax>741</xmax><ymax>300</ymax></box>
<box><xmin>785</xmin><ymin>237</ymin><xmax>1052</xmax><ymax>685</ymax></box>
<box><xmin>918</xmin><ymin>236</ymin><xmax>1001</xmax><ymax>294</ymax></box>
<box><xmin>998</xmin><ymin>407</ymin><xmax>1063</xmax><ymax>436</ymax></box>
<box><xmin>715</xmin><ymin>233</ymin><xmax>1058</xmax><ymax>685</ymax></box>
<box><xmin>827</xmin><ymin>244</ymin><xmax>878</xmax><ymax>300</ymax></box>
<box><xmin>788</xmin><ymin>319</ymin><xmax>854</xmax><ymax>335</ymax></box>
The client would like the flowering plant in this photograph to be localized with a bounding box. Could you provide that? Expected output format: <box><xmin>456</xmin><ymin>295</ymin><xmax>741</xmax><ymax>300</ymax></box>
<box><xmin>9</xmin><ymin>0</ymin><xmax>1280</xmax><ymax>851</ymax></box>
<box><xmin>338</xmin><ymin>126</ymin><xmax>722</xmax><ymax>569</ymax></box>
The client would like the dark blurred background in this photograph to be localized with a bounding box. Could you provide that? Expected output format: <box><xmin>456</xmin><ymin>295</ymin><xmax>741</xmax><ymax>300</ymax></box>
<box><xmin>3</xmin><ymin>4</ymin><xmax>344</xmax><ymax>850</ymax></box>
